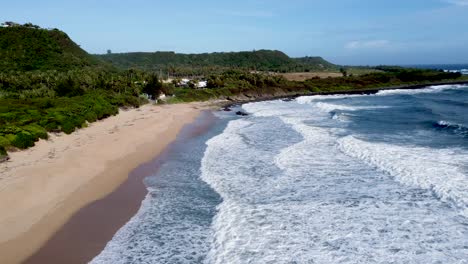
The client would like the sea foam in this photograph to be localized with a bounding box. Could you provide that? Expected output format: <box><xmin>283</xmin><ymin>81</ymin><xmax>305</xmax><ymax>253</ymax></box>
<box><xmin>93</xmin><ymin>84</ymin><xmax>468</xmax><ymax>263</ymax></box>
<box><xmin>200</xmin><ymin>93</ymin><xmax>468</xmax><ymax>263</ymax></box>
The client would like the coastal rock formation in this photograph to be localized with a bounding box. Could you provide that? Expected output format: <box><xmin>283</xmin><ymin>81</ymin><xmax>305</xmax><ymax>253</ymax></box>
<box><xmin>235</xmin><ymin>111</ymin><xmax>249</xmax><ymax>116</ymax></box>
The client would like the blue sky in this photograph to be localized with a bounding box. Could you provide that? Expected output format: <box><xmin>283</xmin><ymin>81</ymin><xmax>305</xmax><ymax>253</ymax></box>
<box><xmin>2</xmin><ymin>0</ymin><xmax>468</xmax><ymax>65</ymax></box>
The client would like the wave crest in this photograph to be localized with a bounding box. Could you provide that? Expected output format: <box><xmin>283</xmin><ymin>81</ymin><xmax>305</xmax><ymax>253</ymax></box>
<box><xmin>433</xmin><ymin>120</ymin><xmax>468</xmax><ymax>137</ymax></box>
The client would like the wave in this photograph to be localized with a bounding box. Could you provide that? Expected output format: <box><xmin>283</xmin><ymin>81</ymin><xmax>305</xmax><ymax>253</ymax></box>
<box><xmin>201</xmin><ymin>97</ymin><xmax>468</xmax><ymax>263</ymax></box>
<box><xmin>433</xmin><ymin>120</ymin><xmax>468</xmax><ymax>137</ymax></box>
<box><xmin>337</xmin><ymin>135</ymin><xmax>468</xmax><ymax>217</ymax></box>
<box><xmin>314</xmin><ymin>102</ymin><xmax>389</xmax><ymax>113</ymax></box>
<box><xmin>376</xmin><ymin>84</ymin><xmax>468</xmax><ymax>96</ymax></box>
<box><xmin>90</xmin><ymin>187</ymin><xmax>215</xmax><ymax>264</ymax></box>
<box><xmin>295</xmin><ymin>84</ymin><xmax>468</xmax><ymax>105</ymax></box>
<box><xmin>296</xmin><ymin>94</ymin><xmax>365</xmax><ymax>104</ymax></box>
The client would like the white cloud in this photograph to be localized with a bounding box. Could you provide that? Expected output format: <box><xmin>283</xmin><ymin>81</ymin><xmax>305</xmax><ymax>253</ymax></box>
<box><xmin>444</xmin><ymin>0</ymin><xmax>468</xmax><ymax>6</ymax></box>
<box><xmin>345</xmin><ymin>40</ymin><xmax>390</xmax><ymax>50</ymax></box>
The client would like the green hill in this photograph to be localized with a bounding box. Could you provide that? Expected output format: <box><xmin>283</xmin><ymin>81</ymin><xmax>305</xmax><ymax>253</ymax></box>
<box><xmin>96</xmin><ymin>50</ymin><xmax>337</xmax><ymax>74</ymax></box>
<box><xmin>294</xmin><ymin>56</ymin><xmax>337</xmax><ymax>70</ymax></box>
<box><xmin>0</xmin><ymin>23</ymin><xmax>102</xmax><ymax>72</ymax></box>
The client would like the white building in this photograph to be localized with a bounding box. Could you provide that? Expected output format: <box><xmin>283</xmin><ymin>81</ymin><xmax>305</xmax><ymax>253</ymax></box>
<box><xmin>197</xmin><ymin>81</ymin><xmax>207</xmax><ymax>88</ymax></box>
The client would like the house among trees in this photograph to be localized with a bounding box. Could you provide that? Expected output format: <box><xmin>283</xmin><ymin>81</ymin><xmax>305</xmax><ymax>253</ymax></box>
<box><xmin>197</xmin><ymin>81</ymin><xmax>207</xmax><ymax>88</ymax></box>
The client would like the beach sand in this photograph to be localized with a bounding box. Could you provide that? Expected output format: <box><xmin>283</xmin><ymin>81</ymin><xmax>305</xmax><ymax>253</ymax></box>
<box><xmin>0</xmin><ymin>103</ymin><xmax>206</xmax><ymax>264</ymax></box>
<box><xmin>24</xmin><ymin>110</ymin><xmax>217</xmax><ymax>264</ymax></box>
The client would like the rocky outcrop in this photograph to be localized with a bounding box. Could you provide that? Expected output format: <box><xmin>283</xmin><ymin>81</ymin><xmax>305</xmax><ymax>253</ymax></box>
<box><xmin>235</xmin><ymin>111</ymin><xmax>249</xmax><ymax>116</ymax></box>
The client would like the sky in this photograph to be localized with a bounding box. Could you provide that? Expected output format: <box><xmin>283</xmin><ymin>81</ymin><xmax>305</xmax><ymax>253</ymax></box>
<box><xmin>2</xmin><ymin>0</ymin><xmax>468</xmax><ymax>65</ymax></box>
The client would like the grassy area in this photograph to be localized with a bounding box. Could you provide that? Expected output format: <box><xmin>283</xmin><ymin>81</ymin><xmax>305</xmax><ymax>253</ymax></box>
<box><xmin>346</xmin><ymin>67</ymin><xmax>384</xmax><ymax>76</ymax></box>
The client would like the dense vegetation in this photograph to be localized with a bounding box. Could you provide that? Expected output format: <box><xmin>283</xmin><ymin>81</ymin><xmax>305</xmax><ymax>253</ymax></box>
<box><xmin>0</xmin><ymin>68</ymin><xmax>155</xmax><ymax>152</ymax></box>
<box><xmin>96</xmin><ymin>50</ymin><xmax>337</xmax><ymax>75</ymax></box>
<box><xmin>0</xmin><ymin>23</ymin><xmax>105</xmax><ymax>72</ymax></box>
<box><xmin>0</xmin><ymin>24</ymin><xmax>152</xmax><ymax>155</ymax></box>
<box><xmin>167</xmin><ymin>69</ymin><xmax>464</xmax><ymax>102</ymax></box>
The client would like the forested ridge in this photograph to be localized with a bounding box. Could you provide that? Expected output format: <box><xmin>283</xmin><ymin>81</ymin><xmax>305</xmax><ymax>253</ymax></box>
<box><xmin>96</xmin><ymin>50</ymin><xmax>337</xmax><ymax>75</ymax></box>
<box><xmin>0</xmin><ymin>23</ymin><xmax>105</xmax><ymax>72</ymax></box>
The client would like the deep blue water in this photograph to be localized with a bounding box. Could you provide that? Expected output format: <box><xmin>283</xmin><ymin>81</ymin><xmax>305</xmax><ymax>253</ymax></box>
<box><xmin>92</xmin><ymin>84</ymin><xmax>468</xmax><ymax>264</ymax></box>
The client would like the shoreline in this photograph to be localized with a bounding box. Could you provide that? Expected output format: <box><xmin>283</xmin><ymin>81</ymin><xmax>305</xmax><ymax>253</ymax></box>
<box><xmin>0</xmin><ymin>103</ymin><xmax>207</xmax><ymax>264</ymax></box>
<box><xmin>0</xmin><ymin>79</ymin><xmax>466</xmax><ymax>263</ymax></box>
<box><xmin>25</xmin><ymin>110</ymin><xmax>217</xmax><ymax>264</ymax></box>
<box><xmin>222</xmin><ymin>79</ymin><xmax>468</xmax><ymax>107</ymax></box>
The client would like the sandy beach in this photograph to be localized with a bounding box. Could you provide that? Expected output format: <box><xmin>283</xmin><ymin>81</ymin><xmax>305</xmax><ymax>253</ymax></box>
<box><xmin>0</xmin><ymin>103</ymin><xmax>206</xmax><ymax>264</ymax></box>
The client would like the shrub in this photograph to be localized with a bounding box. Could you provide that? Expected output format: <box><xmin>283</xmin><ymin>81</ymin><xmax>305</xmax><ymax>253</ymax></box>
<box><xmin>55</xmin><ymin>76</ymin><xmax>85</xmax><ymax>97</ymax></box>
<box><xmin>5</xmin><ymin>134</ymin><xmax>16</xmax><ymax>143</ymax></box>
<box><xmin>0</xmin><ymin>136</ymin><xmax>10</xmax><ymax>148</ymax></box>
<box><xmin>11</xmin><ymin>131</ymin><xmax>35</xmax><ymax>149</ymax></box>
<box><xmin>84</xmin><ymin>111</ymin><xmax>98</xmax><ymax>122</ymax></box>
<box><xmin>0</xmin><ymin>125</ymin><xmax>22</xmax><ymax>135</ymax></box>
<box><xmin>0</xmin><ymin>146</ymin><xmax>7</xmax><ymax>157</ymax></box>
<box><xmin>23</xmin><ymin>124</ymin><xmax>48</xmax><ymax>139</ymax></box>
<box><xmin>61</xmin><ymin>121</ymin><xmax>76</xmax><ymax>134</ymax></box>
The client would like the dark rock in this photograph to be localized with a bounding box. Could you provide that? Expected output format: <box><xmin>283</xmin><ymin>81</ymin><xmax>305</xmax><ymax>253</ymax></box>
<box><xmin>236</xmin><ymin>111</ymin><xmax>249</xmax><ymax>116</ymax></box>
<box><xmin>222</xmin><ymin>107</ymin><xmax>232</xmax><ymax>112</ymax></box>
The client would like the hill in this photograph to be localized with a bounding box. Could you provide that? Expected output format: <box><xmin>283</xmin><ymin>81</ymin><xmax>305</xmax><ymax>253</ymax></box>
<box><xmin>0</xmin><ymin>22</ymin><xmax>103</xmax><ymax>72</ymax></box>
<box><xmin>294</xmin><ymin>56</ymin><xmax>337</xmax><ymax>70</ymax></box>
<box><xmin>96</xmin><ymin>50</ymin><xmax>337</xmax><ymax>75</ymax></box>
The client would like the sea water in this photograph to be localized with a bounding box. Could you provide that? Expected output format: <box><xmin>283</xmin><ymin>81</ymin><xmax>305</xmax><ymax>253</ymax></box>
<box><xmin>92</xmin><ymin>84</ymin><xmax>468</xmax><ymax>264</ymax></box>
<box><xmin>406</xmin><ymin>64</ymin><xmax>468</xmax><ymax>75</ymax></box>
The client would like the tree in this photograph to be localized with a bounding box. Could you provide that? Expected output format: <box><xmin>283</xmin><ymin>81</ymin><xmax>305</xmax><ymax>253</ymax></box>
<box><xmin>107</xmin><ymin>49</ymin><xmax>112</xmax><ymax>54</ymax></box>
<box><xmin>339</xmin><ymin>67</ymin><xmax>348</xmax><ymax>77</ymax></box>
<box><xmin>142</xmin><ymin>74</ymin><xmax>163</xmax><ymax>99</ymax></box>
<box><xmin>207</xmin><ymin>76</ymin><xmax>224</xmax><ymax>88</ymax></box>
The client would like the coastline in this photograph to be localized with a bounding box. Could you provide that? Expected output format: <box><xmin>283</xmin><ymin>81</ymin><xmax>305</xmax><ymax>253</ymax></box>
<box><xmin>222</xmin><ymin>79</ymin><xmax>468</xmax><ymax>107</ymax></box>
<box><xmin>25</xmin><ymin>110</ymin><xmax>218</xmax><ymax>264</ymax></box>
<box><xmin>0</xmin><ymin>103</ymin><xmax>207</xmax><ymax>264</ymax></box>
<box><xmin>0</xmin><ymin>80</ymin><xmax>465</xmax><ymax>263</ymax></box>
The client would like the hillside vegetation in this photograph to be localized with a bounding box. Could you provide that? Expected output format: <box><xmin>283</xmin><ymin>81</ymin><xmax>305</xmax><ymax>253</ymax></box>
<box><xmin>96</xmin><ymin>50</ymin><xmax>337</xmax><ymax>75</ymax></box>
<box><xmin>0</xmin><ymin>23</ymin><xmax>151</xmax><ymax>156</ymax></box>
<box><xmin>0</xmin><ymin>23</ymin><xmax>105</xmax><ymax>72</ymax></box>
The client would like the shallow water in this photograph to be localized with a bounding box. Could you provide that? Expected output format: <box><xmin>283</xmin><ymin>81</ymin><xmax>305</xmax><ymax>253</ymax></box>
<box><xmin>92</xmin><ymin>84</ymin><xmax>468</xmax><ymax>264</ymax></box>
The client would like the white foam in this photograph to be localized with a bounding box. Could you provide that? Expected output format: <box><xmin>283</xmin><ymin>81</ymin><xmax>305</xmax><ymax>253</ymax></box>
<box><xmin>293</xmin><ymin>84</ymin><xmax>468</xmax><ymax>103</ymax></box>
<box><xmin>338</xmin><ymin>135</ymin><xmax>468</xmax><ymax>217</ymax></box>
<box><xmin>93</xmin><ymin>89</ymin><xmax>468</xmax><ymax>263</ymax></box>
<box><xmin>90</xmin><ymin>188</ymin><xmax>213</xmax><ymax>264</ymax></box>
<box><xmin>200</xmin><ymin>100</ymin><xmax>468</xmax><ymax>263</ymax></box>
<box><xmin>376</xmin><ymin>84</ymin><xmax>467</xmax><ymax>96</ymax></box>
<box><xmin>315</xmin><ymin>102</ymin><xmax>389</xmax><ymax>112</ymax></box>
<box><xmin>296</xmin><ymin>94</ymin><xmax>365</xmax><ymax>104</ymax></box>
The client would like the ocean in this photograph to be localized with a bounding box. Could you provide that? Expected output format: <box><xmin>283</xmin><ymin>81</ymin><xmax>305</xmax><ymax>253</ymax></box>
<box><xmin>406</xmin><ymin>64</ymin><xmax>468</xmax><ymax>75</ymax></box>
<box><xmin>91</xmin><ymin>84</ymin><xmax>468</xmax><ymax>264</ymax></box>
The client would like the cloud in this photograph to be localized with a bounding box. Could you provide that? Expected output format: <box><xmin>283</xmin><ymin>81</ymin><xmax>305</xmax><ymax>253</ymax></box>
<box><xmin>345</xmin><ymin>40</ymin><xmax>390</xmax><ymax>50</ymax></box>
<box><xmin>443</xmin><ymin>0</ymin><xmax>468</xmax><ymax>6</ymax></box>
